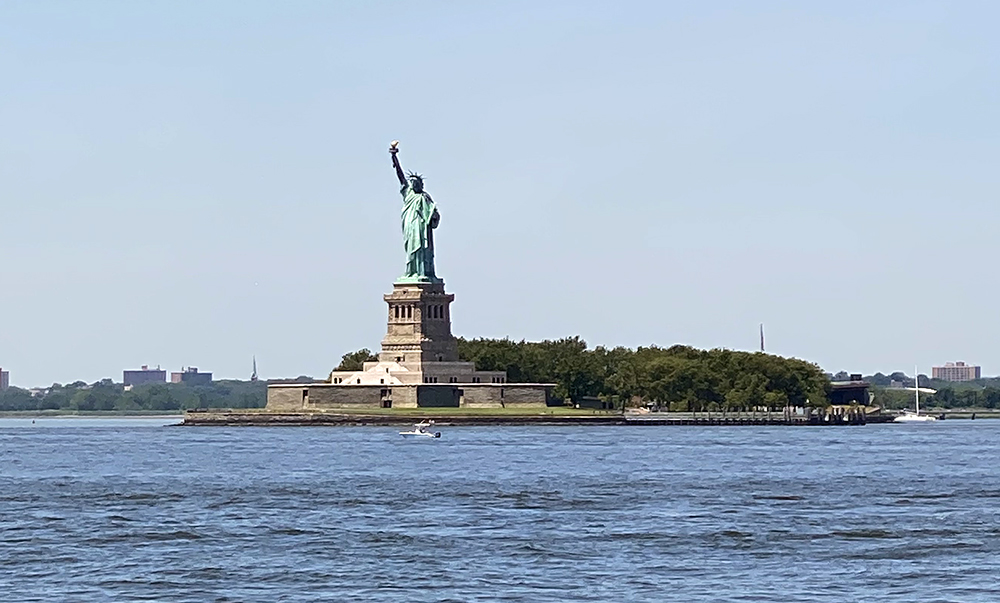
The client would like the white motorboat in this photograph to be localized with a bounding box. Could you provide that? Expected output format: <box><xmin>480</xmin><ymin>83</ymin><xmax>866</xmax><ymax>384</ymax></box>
<box><xmin>399</xmin><ymin>421</ymin><xmax>441</xmax><ymax>438</ymax></box>
<box><xmin>893</xmin><ymin>366</ymin><xmax>937</xmax><ymax>423</ymax></box>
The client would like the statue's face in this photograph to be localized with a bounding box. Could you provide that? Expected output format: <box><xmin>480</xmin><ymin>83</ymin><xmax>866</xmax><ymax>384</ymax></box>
<box><xmin>410</xmin><ymin>178</ymin><xmax>423</xmax><ymax>192</ymax></box>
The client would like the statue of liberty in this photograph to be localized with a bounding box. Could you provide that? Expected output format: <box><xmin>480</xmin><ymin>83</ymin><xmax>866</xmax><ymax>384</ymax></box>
<box><xmin>389</xmin><ymin>141</ymin><xmax>441</xmax><ymax>283</ymax></box>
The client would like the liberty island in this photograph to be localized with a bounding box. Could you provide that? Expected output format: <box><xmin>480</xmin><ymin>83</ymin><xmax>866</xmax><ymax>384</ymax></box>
<box><xmin>180</xmin><ymin>144</ymin><xmax>865</xmax><ymax>426</ymax></box>
<box><xmin>260</xmin><ymin>142</ymin><xmax>553</xmax><ymax>413</ymax></box>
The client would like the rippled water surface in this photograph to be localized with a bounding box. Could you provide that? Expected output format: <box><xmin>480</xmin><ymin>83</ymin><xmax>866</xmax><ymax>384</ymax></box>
<box><xmin>2</xmin><ymin>420</ymin><xmax>1000</xmax><ymax>602</ymax></box>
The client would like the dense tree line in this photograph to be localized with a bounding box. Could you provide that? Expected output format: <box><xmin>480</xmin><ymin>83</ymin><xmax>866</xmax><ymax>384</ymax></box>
<box><xmin>0</xmin><ymin>380</ymin><xmax>269</xmax><ymax>412</ymax></box>
<box><xmin>873</xmin><ymin>385</ymin><xmax>1000</xmax><ymax>410</ymax></box>
<box><xmin>335</xmin><ymin>349</ymin><xmax>378</xmax><ymax>372</ymax></box>
<box><xmin>457</xmin><ymin>337</ymin><xmax>830</xmax><ymax>410</ymax></box>
<box><xmin>2</xmin><ymin>339</ymin><xmax>834</xmax><ymax>413</ymax></box>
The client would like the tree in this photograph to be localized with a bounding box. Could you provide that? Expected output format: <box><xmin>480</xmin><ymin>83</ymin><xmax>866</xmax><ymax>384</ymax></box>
<box><xmin>335</xmin><ymin>349</ymin><xmax>378</xmax><ymax>372</ymax></box>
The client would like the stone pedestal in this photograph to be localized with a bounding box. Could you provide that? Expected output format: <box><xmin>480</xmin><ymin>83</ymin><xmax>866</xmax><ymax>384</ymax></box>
<box><xmin>379</xmin><ymin>282</ymin><xmax>459</xmax><ymax>365</ymax></box>
<box><xmin>266</xmin><ymin>278</ymin><xmax>553</xmax><ymax>411</ymax></box>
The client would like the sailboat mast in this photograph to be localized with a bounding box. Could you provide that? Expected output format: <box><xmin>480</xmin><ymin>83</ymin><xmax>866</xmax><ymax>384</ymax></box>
<box><xmin>914</xmin><ymin>365</ymin><xmax>919</xmax><ymax>415</ymax></box>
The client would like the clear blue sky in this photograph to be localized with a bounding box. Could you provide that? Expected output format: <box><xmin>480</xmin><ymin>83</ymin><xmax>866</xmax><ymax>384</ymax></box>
<box><xmin>2</xmin><ymin>1</ymin><xmax>998</xmax><ymax>387</ymax></box>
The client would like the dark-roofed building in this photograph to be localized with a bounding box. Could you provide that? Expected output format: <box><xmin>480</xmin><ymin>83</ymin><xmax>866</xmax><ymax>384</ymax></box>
<box><xmin>171</xmin><ymin>367</ymin><xmax>213</xmax><ymax>385</ymax></box>
<box><xmin>123</xmin><ymin>365</ymin><xmax>166</xmax><ymax>386</ymax></box>
<box><xmin>828</xmin><ymin>374</ymin><xmax>871</xmax><ymax>407</ymax></box>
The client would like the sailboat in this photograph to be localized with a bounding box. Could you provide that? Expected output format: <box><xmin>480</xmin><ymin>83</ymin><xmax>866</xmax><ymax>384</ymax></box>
<box><xmin>893</xmin><ymin>366</ymin><xmax>938</xmax><ymax>423</ymax></box>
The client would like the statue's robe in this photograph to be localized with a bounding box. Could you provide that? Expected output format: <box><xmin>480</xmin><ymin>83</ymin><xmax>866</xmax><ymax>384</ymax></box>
<box><xmin>400</xmin><ymin>183</ymin><xmax>439</xmax><ymax>281</ymax></box>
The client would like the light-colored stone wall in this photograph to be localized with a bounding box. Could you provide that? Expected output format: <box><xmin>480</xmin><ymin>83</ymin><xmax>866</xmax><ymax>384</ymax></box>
<box><xmin>267</xmin><ymin>384</ymin><xmax>386</xmax><ymax>410</ymax></box>
<box><xmin>394</xmin><ymin>386</ymin><xmax>418</xmax><ymax>408</ymax></box>
<box><xmin>267</xmin><ymin>382</ymin><xmax>552</xmax><ymax>410</ymax></box>
<box><xmin>267</xmin><ymin>387</ymin><xmax>305</xmax><ymax>411</ymax></box>
<box><xmin>305</xmin><ymin>385</ymin><xmax>383</xmax><ymax>408</ymax></box>
<box><xmin>460</xmin><ymin>385</ymin><xmax>551</xmax><ymax>408</ymax></box>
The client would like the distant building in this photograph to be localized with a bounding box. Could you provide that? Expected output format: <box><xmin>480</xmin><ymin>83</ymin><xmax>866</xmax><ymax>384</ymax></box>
<box><xmin>123</xmin><ymin>365</ymin><xmax>166</xmax><ymax>386</ymax></box>
<box><xmin>932</xmin><ymin>362</ymin><xmax>981</xmax><ymax>382</ymax></box>
<box><xmin>171</xmin><ymin>367</ymin><xmax>213</xmax><ymax>385</ymax></box>
<box><xmin>829</xmin><ymin>375</ymin><xmax>871</xmax><ymax>407</ymax></box>
<box><xmin>0</xmin><ymin>368</ymin><xmax>9</xmax><ymax>391</ymax></box>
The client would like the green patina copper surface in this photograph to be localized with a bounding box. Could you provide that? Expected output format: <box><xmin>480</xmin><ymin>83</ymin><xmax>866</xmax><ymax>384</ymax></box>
<box><xmin>390</xmin><ymin>142</ymin><xmax>442</xmax><ymax>284</ymax></box>
<box><xmin>397</xmin><ymin>181</ymin><xmax>440</xmax><ymax>283</ymax></box>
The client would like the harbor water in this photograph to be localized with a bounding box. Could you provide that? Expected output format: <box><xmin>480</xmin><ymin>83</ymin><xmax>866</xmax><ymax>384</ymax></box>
<box><xmin>1</xmin><ymin>419</ymin><xmax>999</xmax><ymax>602</ymax></box>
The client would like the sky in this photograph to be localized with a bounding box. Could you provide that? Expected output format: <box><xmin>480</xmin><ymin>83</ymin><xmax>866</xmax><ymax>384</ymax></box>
<box><xmin>1</xmin><ymin>1</ymin><xmax>998</xmax><ymax>387</ymax></box>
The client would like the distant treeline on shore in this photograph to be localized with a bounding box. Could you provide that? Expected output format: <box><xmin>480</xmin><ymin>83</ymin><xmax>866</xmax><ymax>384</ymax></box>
<box><xmin>457</xmin><ymin>337</ymin><xmax>829</xmax><ymax>410</ymax></box>
<box><xmin>872</xmin><ymin>385</ymin><xmax>1000</xmax><ymax>410</ymax></box>
<box><xmin>11</xmin><ymin>339</ymin><xmax>996</xmax><ymax>413</ymax></box>
<box><xmin>4</xmin><ymin>338</ymin><xmax>833</xmax><ymax>413</ymax></box>
<box><xmin>339</xmin><ymin>337</ymin><xmax>832</xmax><ymax>411</ymax></box>
<box><xmin>0</xmin><ymin>379</ymin><xmax>273</xmax><ymax>412</ymax></box>
<box><xmin>849</xmin><ymin>370</ymin><xmax>1000</xmax><ymax>410</ymax></box>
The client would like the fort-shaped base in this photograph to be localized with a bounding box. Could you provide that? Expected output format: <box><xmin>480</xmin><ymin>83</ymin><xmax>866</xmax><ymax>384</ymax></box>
<box><xmin>265</xmin><ymin>278</ymin><xmax>553</xmax><ymax>412</ymax></box>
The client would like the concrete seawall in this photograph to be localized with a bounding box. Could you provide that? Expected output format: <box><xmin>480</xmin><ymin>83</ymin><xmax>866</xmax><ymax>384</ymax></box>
<box><xmin>180</xmin><ymin>410</ymin><xmax>890</xmax><ymax>427</ymax></box>
<box><xmin>181</xmin><ymin>411</ymin><xmax>627</xmax><ymax>426</ymax></box>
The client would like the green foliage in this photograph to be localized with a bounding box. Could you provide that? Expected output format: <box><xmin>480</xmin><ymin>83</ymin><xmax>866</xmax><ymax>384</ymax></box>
<box><xmin>0</xmin><ymin>379</ymin><xmax>269</xmax><ymax>412</ymax></box>
<box><xmin>872</xmin><ymin>385</ymin><xmax>1000</xmax><ymax>410</ymax></box>
<box><xmin>457</xmin><ymin>338</ymin><xmax>829</xmax><ymax>409</ymax></box>
<box><xmin>335</xmin><ymin>349</ymin><xmax>378</xmax><ymax>372</ymax></box>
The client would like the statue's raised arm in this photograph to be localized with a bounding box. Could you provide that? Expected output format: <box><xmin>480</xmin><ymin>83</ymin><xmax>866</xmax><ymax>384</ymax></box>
<box><xmin>389</xmin><ymin>140</ymin><xmax>406</xmax><ymax>186</ymax></box>
<box><xmin>389</xmin><ymin>141</ymin><xmax>441</xmax><ymax>284</ymax></box>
